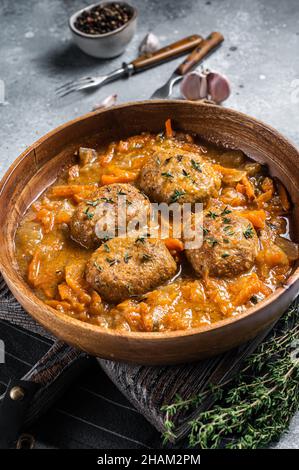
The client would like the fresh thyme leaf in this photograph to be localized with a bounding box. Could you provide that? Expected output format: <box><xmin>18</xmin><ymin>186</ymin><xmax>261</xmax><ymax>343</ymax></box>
<box><xmin>221</xmin><ymin>207</ymin><xmax>232</xmax><ymax>215</ymax></box>
<box><xmin>223</xmin><ymin>238</ymin><xmax>230</xmax><ymax>244</ymax></box>
<box><xmin>176</xmin><ymin>155</ymin><xmax>183</xmax><ymax>162</ymax></box>
<box><xmin>141</xmin><ymin>253</ymin><xmax>152</xmax><ymax>262</ymax></box>
<box><xmin>124</xmin><ymin>253</ymin><xmax>132</xmax><ymax>263</ymax></box>
<box><xmin>191</xmin><ymin>159</ymin><xmax>202</xmax><ymax>172</ymax></box>
<box><xmin>101</xmin><ymin>197</ymin><xmax>114</xmax><ymax>203</ymax></box>
<box><xmin>206</xmin><ymin>236</ymin><xmax>218</xmax><ymax>247</ymax></box>
<box><xmin>106</xmin><ymin>257</ymin><xmax>117</xmax><ymax>266</ymax></box>
<box><xmin>207</xmin><ymin>211</ymin><xmax>218</xmax><ymax>219</ymax></box>
<box><xmin>117</xmin><ymin>190</ymin><xmax>127</xmax><ymax>196</ymax></box>
<box><xmin>103</xmin><ymin>243</ymin><xmax>110</xmax><ymax>253</ymax></box>
<box><xmin>84</xmin><ymin>207</ymin><xmax>94</xmax><ymax>219</ymax></box>
<box><xmin>135</xmin><ymin>236</ymin><xmax>146</xmax><ymax>244</ymax></box>
<box><xmin>222</xmin><ymin>217</ymin><xmax>231</xmax><ymax>224</ymax></box>
<box><xmin>223</xmin><ymin>225</ymin><xmax>235</xmax><ymax>236</ymax></box>
<box><xmin>161</xmin><ymin>171</ymin><xmax>174</xmax><ymax>178</ymax></box>
<box><xmin>182</xmin><ymin>169</ymin><xmax>190</xmax><ymax>177</ymax></box>
<box><xmin>203</xmin><ymin>227</ymin><xmax>210</xmax><ymax>236</ymax></box>
<box><xmin>221</xmin><ymin>253</ymin><xmax>230</xmax><ymax>258</ymax></box>
<box><xmin>164</xmin><ymin>157</ymin><xmax>172</xmax><ymax>165</ymax></box>
<box><xmin>243</xmin><ymin>225</ymin><xmax>254</xmax><ymax>239</ymax></box>
<box><xmin>161</xmin><ymin>298</ymin><xmax>299</xmax><ymax>449</ymax></box>
<box><xmin>86</xmin><ymin>199</ymin><xmax>100</xmax><ymax>206</ymax></box>
<box><xmin>170</xmin><ymin>189</ymin><xmax>185</xmax><ymax>203</ymax></box>
<box><xmin>93</xmin><ymin>261</ymin><xmax>102</xmax><ymax>272</ymax></box>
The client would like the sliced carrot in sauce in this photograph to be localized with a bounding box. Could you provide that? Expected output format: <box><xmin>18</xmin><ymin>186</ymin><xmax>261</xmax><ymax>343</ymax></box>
<box><xmin>163</xmin><ymin>238</ymin><xmax>184</xmax><ymax>252</ymax></box>
<box><xmin>49</xmin><ymin>184</ymin><xmax>98</xmax><ymax>198</ymax></box>
<box><xmin>256</xmin><ymin>189</ymin><xmax>273</xmax><ymax>208</ymax></box>
<box><xmin>229</xmin><ymin>273</ymin><xmax>272</xmax><ymax>306</ymax></box>
<box><xmin>165</xmin><ymin>118</ymin><xmax>173</xmax><ymax>138</ymax></box>
<box><xmin>65</xmin><ymin>262</ymin><xmax>91</xmax><ymax>305</ymax></box>
<box><xmin>240</xmin><ymin>175</ymin><xmax>255</xmax><ymax>200</ymax></box>
<box><xmin>236</xmin><ymin>210</ymin><xmax>267</xmax><ymax>229</ymax></box>
<box><xmin>101</xmin><ymin>173</ymin><xmax>136</xmax><ymax>185</ymax></box>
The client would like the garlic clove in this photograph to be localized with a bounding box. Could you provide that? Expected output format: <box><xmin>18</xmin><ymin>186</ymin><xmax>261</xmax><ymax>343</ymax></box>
<box><xmin>92</xmin><ymin>94</ymin><xmax>117</xmax><ymax>111</ymax></box>
<box><xmin>206</xmin><ymin>72</ymin><xmax>231</xmax><ymax>103</ymax></box>
<box><xmin>180</xmin><ymin>71</ymin><xmax>209</xmax><ymax>101</ymax></box>
<box><xmin>139</xmin><ymin>32</ymin><xmax>160</xmax><ymax>55</ymax></box>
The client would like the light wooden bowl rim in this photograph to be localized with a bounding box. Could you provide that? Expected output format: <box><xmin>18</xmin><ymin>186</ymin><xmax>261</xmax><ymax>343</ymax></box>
<box><xmin>1</xmin><ymin>100</ymin><xmax>299</xmax><ymax>342</ymax></box>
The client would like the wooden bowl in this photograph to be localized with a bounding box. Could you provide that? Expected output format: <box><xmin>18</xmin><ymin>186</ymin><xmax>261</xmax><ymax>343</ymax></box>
<box><xmin>1</xmin><ymin>101</ymin><xmax>299</xmax><ymax>365</ymax></box>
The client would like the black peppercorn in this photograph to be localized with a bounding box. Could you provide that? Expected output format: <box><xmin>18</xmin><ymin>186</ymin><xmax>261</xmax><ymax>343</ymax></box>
<box><xmin>74</xmin><ymin>2</ymin><xmax>133</xmax><ymax>35</ymax></box>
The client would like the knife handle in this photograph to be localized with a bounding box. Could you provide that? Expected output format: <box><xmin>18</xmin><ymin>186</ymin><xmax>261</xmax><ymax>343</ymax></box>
<box><xmin>130</xmin><ymin>34</ymin><xmax>203</xmax><ymax>72</ymax></box>
<box><xmin>175</xmin><ymin>32</ymin><xmax>224</xmax><ymax>76</ymax></box>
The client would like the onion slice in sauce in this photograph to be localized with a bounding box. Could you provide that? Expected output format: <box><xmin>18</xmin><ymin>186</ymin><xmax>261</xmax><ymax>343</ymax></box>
<box><xmin>275</xmin><ymin>236</ymin><xmax>299</xmax><ymax>261</ymax></box>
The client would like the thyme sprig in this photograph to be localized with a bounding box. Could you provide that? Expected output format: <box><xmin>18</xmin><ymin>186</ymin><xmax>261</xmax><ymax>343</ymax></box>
<box><xmin>162</xmin><ymin>300</ymin><xmax>299</xmax><ymax>448</ymax></box>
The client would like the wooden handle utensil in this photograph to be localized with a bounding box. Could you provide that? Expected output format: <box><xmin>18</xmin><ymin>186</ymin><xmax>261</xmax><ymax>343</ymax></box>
<box><xmin>176</xmin><ymin>31</ymin><xmax>224</xmax><ymax>75</ymax></box>
<box><xmin>131</xmin><ymin>34</ymin><xmax>203</xmax><ymax>71</ymax></box>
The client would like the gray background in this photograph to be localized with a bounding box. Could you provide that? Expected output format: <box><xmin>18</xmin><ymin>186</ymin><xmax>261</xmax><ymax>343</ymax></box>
<box><xmin>0</xmin><ymin>0</ymin><xmax>298</xmax><ymax>448</ymax></box>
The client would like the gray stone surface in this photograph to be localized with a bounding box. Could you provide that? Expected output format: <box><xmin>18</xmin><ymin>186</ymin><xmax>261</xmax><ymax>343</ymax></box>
<box><xmin>0</xmin><ymin>0</ymin><xmax>298</xmax><ymax>448</ymax></box>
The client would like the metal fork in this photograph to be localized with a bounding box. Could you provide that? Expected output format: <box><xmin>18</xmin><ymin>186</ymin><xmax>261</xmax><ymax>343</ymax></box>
<box><xmin>56</xmin><ymin>35</ymin><xmax>203</xmax><ymax>97</ymax></box>
<box><xmin>56</xmin><ymin>67</ymin><xmax>129</xmax><ymax>97</ymax></box>
<box><xmin>150</xmin><ymin>32</ymin><xmax>224</xmax><ymax>99</ymax></box>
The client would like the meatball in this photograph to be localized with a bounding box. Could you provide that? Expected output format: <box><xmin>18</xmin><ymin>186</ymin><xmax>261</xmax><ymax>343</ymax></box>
<box><xmin>70</xmin><ymin>183</ymin><xmax>151</xmax><ymax>249</ymax></box>
<box><xmin>185</xmin><ymin>209</ymin><xmax>259</xmax><ymax>278</ymax></box>
<box><xmin>138</xmin><ymin>150</ymin><xmax>221</xmax><ymax>204</ymax></box>
<box><xmin>86</xmin><ymin>237</ymin><xmax>177</xmax><ymax>303</ymax></box>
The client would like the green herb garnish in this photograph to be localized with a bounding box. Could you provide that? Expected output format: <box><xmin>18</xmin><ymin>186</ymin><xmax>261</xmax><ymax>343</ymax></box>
<box><xmin>93</xmin><ymin>261</ymin><xmax>102</xmax><ymax>272</ymax></box>
<box><xmin>86</xmin><ymin>199</ymin><xmax>100</xmax><ymax>206</ymax></box>
<box><xmin>84</xmin><ymin>207</ymin><xmax>94</xmax><ymax>219</ymax></box>
<box><xmin>103</xmin><ymin>243</ymin><xmax>110</xmax><ymax>253</ymax></box>
<box><xmin>207</xmin><ymin>211</ymin><xmax>218</xmax><ymax>219</ymax></box>
<box><xmin>191</xmin><ymin>159</ymin><xmax>202</xmax><ymax>172</ymax></box>
<box><xmin>161</xmin><ymin>298</ymin><xmax>299</xmax><ymax>450</ymax></box>
<box><xmin>101</xmin><ymin>197</ymin><xmax>114</xmax><ymax>204</ymax></box>
<box><xmin>161</xmin><ymin>171</ymin><xmax>174</xmax><ymax>178</ymax></box>
<box><xmin>243</xmin><ymin>225</ymin><xmax>254</xmax><ymax>239</ymax></box>
<box><xmin>124</xmin><ymin>253</ymin><xmax>132</xmax><ymax>263</ymax></box>
<box><xmin>206</xmin><ymin>236</ymin><xmax>218</xmax><ymax>247</ymax></box>
<box><xmin>221</xmin><ymin>207</ymin><xmax>232</xmax><ymax>215</ymax></box>
<box><xmin>170</xmin><ymin>189</ymin><xmax>185</xmax><ymax>203</ymax></box>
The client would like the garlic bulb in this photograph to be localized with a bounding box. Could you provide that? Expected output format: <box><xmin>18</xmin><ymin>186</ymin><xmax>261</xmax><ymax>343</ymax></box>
<box><xmin>207</xmin><ymin>72</ymin><xmax>231</xmax><ymax>103</ymax></box>
<box><xmin>180</xmin><ymin>70</ymin><xmax>209</xmax><ymax>101</ymax></box>
<box><xmin>92</xmin><ymin>94</ymin><xmax>117</xmax><ymax>111</ymax></box>
<box><xmin>180</xmin><ymin>69</ymin><xmax>231</xmax><ymax>104</ymax></box>
<box><xmin>139</xmin><ymin>32</ymin><xmax>160</xmax><ymax>55</ymax></box>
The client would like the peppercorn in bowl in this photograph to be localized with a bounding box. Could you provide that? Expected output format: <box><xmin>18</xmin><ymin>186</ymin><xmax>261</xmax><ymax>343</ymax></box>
<box><xmin>69</xmin><ymin>2</ymin><xmax>137</xmax><ymax>58</ymax></box>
